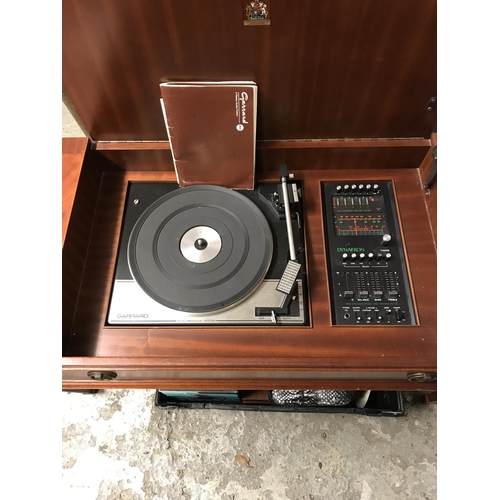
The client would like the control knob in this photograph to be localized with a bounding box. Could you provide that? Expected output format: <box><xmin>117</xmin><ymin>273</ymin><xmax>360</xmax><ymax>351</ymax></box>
<box><xmin>382</xmin><ymin>234</ymin><xmax>392</xmax><ymax>246</ymax></box>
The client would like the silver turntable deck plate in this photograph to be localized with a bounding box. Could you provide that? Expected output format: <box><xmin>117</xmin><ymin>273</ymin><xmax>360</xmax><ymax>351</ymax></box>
<box><xmin>108</xmin><ymin>279</ymin><xmax>305</xmax><ymax>325</ymax></box>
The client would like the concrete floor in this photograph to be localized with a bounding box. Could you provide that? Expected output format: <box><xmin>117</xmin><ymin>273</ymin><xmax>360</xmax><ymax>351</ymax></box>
<box><xmin>62</xmin><ymin>103</ymin><xmax>437</xmax><ymax>499</ymax></box>
<box><xmin>62</xmin><ymin>390</ymin><xmax>436</xmax><ymax>500</ymax></box>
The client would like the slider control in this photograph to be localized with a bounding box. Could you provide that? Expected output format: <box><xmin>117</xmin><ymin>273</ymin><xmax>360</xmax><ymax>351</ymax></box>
<box><xmin>395</xmin><ymin>310</ymin><xmax>405</xmax><ymax>322</ymax></box>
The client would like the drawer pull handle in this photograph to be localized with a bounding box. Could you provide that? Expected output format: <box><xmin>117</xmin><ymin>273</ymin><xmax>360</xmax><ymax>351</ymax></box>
<box><xmin>87</xmin><ymin>371</ymin><xmax>117</xmax><ymax>381</ymax></box>
<box><xmin>407</xmin><ymin>372</ymin><xmax>437</xmax><ymax>383</ymax></box>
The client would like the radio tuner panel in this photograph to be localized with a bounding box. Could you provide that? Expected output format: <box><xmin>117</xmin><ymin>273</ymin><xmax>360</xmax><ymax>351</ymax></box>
<box><xmin>322</xmin><ymin>181</ymin><xmax>416</xmax><ymax>325</ymax></box>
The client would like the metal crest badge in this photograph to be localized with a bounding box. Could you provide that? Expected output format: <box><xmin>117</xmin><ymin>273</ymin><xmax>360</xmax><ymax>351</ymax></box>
<box><xmin>244</xmin><ymin>0</ymin><xmax>271</xmax><ymax>26</ymax></box>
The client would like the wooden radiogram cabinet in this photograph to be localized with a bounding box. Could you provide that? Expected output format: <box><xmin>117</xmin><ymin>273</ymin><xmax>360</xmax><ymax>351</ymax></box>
<box><xmin>62</xmin><ymin>0</ymin><xmax>437</xmax><ymax>391</ymax></box>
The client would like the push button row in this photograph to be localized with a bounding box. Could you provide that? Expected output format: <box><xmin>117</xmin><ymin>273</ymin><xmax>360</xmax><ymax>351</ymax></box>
<box><xmin>342</xmin><ymin>252</ymin><xmax>391</xmax><ymax>261</ymax></box>
<box><xmin>335</xmin><ymin>183</ymin><xmax>379</xmax><ymax>193</ymax></box>
<box><xmin>348</xmin><ymin>310</ymin><xmax>406</xmax><ymax>322</ymax></box>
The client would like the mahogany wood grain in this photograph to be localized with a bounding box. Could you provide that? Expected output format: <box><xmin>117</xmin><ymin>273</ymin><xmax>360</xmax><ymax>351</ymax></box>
<box><xmin>62</xmin><ymin>138</ymin><xmax>95</xmax><ymax>352</ymax></box>
<box><xmin>94</xmin><ymin>138</ymin><xmax>431</xmax><ymax>172</ymax></box>
<box><xmin>62</xmin><ymin>358</ymin><xmax>436</xmax><ymax>391</ymax></box>
<box><xmin>257</xmin><ymin>146</ymin><xmax>429</xmax><ymax>171</ymax></box>
<box><xmin>257</xmin><ymin>139</ymin><xmax>431</xmax><ymax>149</ymax></box>
<box><xmin>62</xmin><ymin>138</ymin><xmax>89</xmax><ymax>245</ymax></box>
<box><xmin>62</xmin><ymin>142</ymin><xmax>123</xmax><ymax>353</ymax></box>
<box><xmin>62</xmin><ymin>0</ymin><xmax>437</xmax><ymax>142</ymax></box>
<box><xmin>418</xmin><ymin>133</ymin><xmax>437</xmax><ymax>181</ymax></box>
<box><xmin>94</xmin><ymin>148</ymin><xmax>175</xmax><ymax>172</ymax></box>
<box><xmin>63</xmin><ymin>378</ymin><xmax>436</xmax><ymax>392</ymax></box>
<box><xmin>96</xmin><ymin>141</ymin><xmax>171</xmax><ymax>151</ymax></box>
<box><xmin>95</xmin><ymin>138</ymin><xmax>430</xmax><ymax>151</ymax></box>
<box><xmin>418</xmin><ymin>133</ymin><xmax>437</xmax><ymax>247</ymax></box>
<box><xmin>62</xmin><ymin>154</ymin><xmax>436</xmax><ymax>388</ymax></box>
<box><xmin>92</xmin><ymin>144</ymin><xmax>429</xmax><ymax>173</ymax></box>
<box><xmin>424</xmin><ymin>182</ymin><xmax>437</xmax><ymax>248</ymax></box>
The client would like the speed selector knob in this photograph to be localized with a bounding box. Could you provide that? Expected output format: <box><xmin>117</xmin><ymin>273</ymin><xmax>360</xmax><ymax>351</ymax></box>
<box><xmin>382</xmin><ymin>234</ymin><xmax>392</xmax><ymax>246</ymax></box>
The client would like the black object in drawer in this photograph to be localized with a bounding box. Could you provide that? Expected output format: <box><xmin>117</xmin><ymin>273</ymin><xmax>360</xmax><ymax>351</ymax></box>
<box><xmin>154</xmin><ymin>390</ymin><xmax>406</xmax><ymax>417</ymax></box>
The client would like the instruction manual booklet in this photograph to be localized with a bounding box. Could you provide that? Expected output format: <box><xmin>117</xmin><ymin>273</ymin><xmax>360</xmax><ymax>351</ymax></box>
<box><xmin>160</xmin><ymin>81</ymin><xmax>257</xmax><ymax>189</ymax></box>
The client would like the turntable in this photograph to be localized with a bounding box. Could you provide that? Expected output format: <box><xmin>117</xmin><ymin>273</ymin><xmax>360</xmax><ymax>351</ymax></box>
<box><xmin>107</xmin><ymin>165</ymin><xmax>308</xmax><ymax>325</ymax></box>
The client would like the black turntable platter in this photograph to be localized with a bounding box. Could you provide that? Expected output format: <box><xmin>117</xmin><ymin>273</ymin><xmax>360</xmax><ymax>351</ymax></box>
<box><xmin>127</xmin><ymin>185</ymin><xmax>273</xmax><ymax>313</ymax></box>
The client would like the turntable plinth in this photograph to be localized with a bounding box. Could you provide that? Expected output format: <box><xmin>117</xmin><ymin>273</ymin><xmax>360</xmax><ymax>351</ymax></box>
<box><xmin>63</xmin><ymin>0</ymin><xmax>436</xmax><ymax>391</ymax></box>
<box><xmin>62</xmin><ymin>139</ymin><xmax>436</xmax><ymax>391</ymax></box>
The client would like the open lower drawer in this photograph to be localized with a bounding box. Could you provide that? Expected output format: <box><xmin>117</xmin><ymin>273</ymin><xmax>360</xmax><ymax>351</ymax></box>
<box><xmin>154</xmin><ymin>390</ymin><xmax>407</xmax><ymax>417</ymax></box>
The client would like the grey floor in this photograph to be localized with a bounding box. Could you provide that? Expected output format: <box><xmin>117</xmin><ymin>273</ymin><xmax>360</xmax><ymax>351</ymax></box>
<box><xmin>62</xmin><ymin>103</ymin><xmax>437</xmax><ymax>500</ymax></box>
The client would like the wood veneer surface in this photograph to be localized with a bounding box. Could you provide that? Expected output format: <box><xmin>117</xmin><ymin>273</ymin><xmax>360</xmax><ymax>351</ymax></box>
<box><xmin>62</xmin><ymin>137</ymin><xmax>88</xmax><ymax>245</ymax></box>
<box><xmin>62</xmin><ymin>138</ymin><xmax>95</xmax><ymax>352</ymax></box>
<box><xmin>63</xmin><ymin>168</ymin><xmax>436</xmax><ymax>375</ymax></box>
<box><xmin>418</xmin><ymin>133</ymin><xmax>437</xmax><ymax>247</ymax></box>
<box><xmin>94</xmin><ymin>143</ymin><xmax>430</xmax><ymax>173</ymax></box>
<box><xmin>62</xmin><ymin>0</ymin><xmax>437</xmax><ymax>142</ymax></box>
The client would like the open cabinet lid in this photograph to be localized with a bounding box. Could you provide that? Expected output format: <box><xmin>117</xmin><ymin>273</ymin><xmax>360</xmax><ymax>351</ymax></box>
<box><xmin>62</xmin><ymin>0</ymin><xmax>436</xmax><ymax>143</ymax></box>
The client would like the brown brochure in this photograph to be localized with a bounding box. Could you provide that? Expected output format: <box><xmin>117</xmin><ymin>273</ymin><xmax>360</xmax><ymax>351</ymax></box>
<box><xmin>160</xmin><ymin>81</ymin><xmax>257</xmax><ymax>189</ymax></box>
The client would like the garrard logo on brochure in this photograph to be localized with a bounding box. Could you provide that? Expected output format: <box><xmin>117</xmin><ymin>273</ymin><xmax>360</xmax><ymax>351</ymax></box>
<box><xmin>159</xmin><ymin>81</ymin><xmax>257</xmax><ymax>189</ymax></box>
<box><xmin>235</xmin><ymin>91</ymin><xmax>249</xmax><ymax>131</ymax></box>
